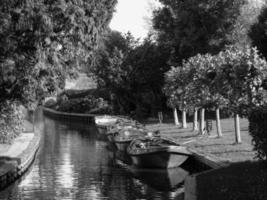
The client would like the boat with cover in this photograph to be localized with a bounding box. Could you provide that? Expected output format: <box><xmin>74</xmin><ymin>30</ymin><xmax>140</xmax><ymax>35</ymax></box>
<box><xmin>112</xmin><ymin>128</ymin><xmax>151</xmax><ymax>151</ymax></box>
<box><xmin>95</xmin><ymin>115</ymin><xmax>119</xmax><ymax>130</ymax></box>
<box><xmin>105</xmin><ymin>120</ymin><xmax>146</xmax><ymax>141</ymax></box>
<box><xmin>127</xmin><ymin>137</ymin><xmax>191</xmax><ymax>168</ymax></box>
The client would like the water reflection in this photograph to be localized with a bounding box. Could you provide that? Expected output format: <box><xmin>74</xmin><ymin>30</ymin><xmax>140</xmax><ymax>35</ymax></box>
<box><xmin>0</xmin><ymin>116</ymin><xmax>192</xmax><ymax>200</ymax></box>
<box><xmin>129</xmin><ymin>167</ymin><xmax>188</xmax><ymax>191</ymax></box>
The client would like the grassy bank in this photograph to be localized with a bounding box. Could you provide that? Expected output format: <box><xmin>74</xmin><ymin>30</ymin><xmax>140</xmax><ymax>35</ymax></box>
<box><xmin>145</xmin><ymin>117</ymin><xmax>257</xmax><ymax>164</ymax></box>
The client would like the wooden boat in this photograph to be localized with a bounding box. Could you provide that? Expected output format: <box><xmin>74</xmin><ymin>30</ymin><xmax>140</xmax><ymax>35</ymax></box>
<box><xmin>127</xmin><ymin>137</ymin><xmax>191</xmax><ymax>168</ymax></box>
<box><xmin>94</xmin><ymin>115</ymin><xmax>119</xmax><ymax>137</ymax></box>
<box><xmin>105</xmin><ymin>120</ymin><xmax>146</xmax><ymax>141</ymax></box>
<box><xmin>94</xmin><ymin>115</ymin><xmax>134</xmax><ymax>135</ymax></box>
<box><xmin>108</xmin><ymin>148</ymin><xmax>133</xmax><ymax>166</ymax></box>
<box><xmin>95</xmin><ymin>115</ymin><xmax>119</xmax><ymax>128</ymax></box>
<box><xmin>113</xmin><ymin>129</ymin><xmax>160</xmax><ymax>152</ymax></box>
<box><xmin>113</xmin><ymin>129</ymin><xmax>146</xmax><ymax>151</ymax></box>
<box><xmin>95</xmin><ymin>115</ymin><xmax>143</xmax><ymax>133</ymax></box>
<box><xmin>106</xmin><ymin>125</ymin><xmax>135</xmax><ymax>142</ymax></box>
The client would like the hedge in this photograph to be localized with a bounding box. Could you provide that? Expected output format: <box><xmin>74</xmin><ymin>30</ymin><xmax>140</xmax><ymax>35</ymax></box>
<box><xmin>249</xmin><ymin>105</ymin><xmax>267</xmax><ymax>160</ymax></box>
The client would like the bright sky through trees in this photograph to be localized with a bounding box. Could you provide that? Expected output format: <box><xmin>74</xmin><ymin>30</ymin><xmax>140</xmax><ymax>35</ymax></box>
<box><xmin>110</xmin><ymin>0</ymin><xmax>161</xmax><ymax>39</ymax></box>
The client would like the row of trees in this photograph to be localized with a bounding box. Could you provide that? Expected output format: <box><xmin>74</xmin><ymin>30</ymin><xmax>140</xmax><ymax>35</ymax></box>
<box><xmin>164</xmin><ymin>45</ymin><xmax>267</xmax><ymax>143</ymax></box>
<box><xmin>89</xmin><ymin>0</ymin><xmax>267</xmax><ymax>125</ymax></box>
<box><xmin>0</xmin><ymin>0</ymin><xmax>117</xmax><ymax>142</ymax></box>
<box><xmin>148</xmin><ymin>0</ymin><xmax>267</xmax><ymax>144</ymax></box>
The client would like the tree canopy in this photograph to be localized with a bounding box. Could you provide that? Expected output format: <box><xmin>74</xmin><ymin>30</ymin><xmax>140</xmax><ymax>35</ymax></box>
<box><xmin>90</xmin><ymin>31</ymin><xmax>171</xmax><ymax>118</ymax></box>
<box><xmin>164</xmin><ymin>45</ymin><xmax>267</xmax><ymax>116</ymax></box>
<box><xmin>249</xmin><ymin>6</ymin><xmax>267</xmax><ymax>61</ymax></box>
<box><xmin>152</xmin><ymin>0</ymin><xmax>245</xmax><ymax>65</ymax></box>
<box><xmin>0</xmin><ymin>0</ymin><xmax>117</xmax><ymax>109</ymax></box>
<box><xmin>0</xmin><ymin>0</ymin><xmax>117</xmax><ymax>142</ymax></box>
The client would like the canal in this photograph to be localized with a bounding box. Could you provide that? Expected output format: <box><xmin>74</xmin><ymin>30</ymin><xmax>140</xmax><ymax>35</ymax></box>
<box><xmin>0</xmin><ymin>114</ymin><xmax>206</xmax><ymax>200</ymax></box>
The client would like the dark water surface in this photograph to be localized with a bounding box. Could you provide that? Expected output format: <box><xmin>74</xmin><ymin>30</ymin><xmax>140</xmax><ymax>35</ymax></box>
<box><xmin>0</xmin><ymin>116</ymin><xmax>199</xmax><ymax>200</ymax></box>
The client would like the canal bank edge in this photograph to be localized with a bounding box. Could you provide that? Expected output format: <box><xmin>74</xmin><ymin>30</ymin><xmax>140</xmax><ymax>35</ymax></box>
<box><xmin>0</xmin><ymin>121</ymin><xmax>41</xmax><ymax>190</ymax></box>
<box><xmin>43</xmin><ymin>107</ymin><xmax>95</xmax><ymax>124</ymax></box>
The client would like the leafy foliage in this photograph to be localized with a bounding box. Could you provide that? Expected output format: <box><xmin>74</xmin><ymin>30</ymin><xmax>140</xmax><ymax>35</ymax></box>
<box><xmin>164</xmin><ymin>45</ymin><xmax>267</xmax><ymax>116</ymax></box>
<box><xmin>56</xmin><ymin>95</ymin><xmax>111</xmax><ymax>114</ymax></box>
<box><xmin>0</xmin><ymin>0</ymin><xmax>117</xmax><ymax>109</ymax></box>
<box><xmin>216</xmin><ymin>45</ymin><xmax>267</xmax><ymax>116</ymax></box>
<box><xmin>249</xmin><ymin>105</ymin><xmax>267</xmax><ymax>160</ymax></box>
<box><xmin>164</xmin><ymin>53</ymin><xmax>226</xmax><ymax>114</ymax></box>
<box><xmin>0</xmin><ymin>101</ymin><xmax>23</xmax><ymax>143</ymax></box>
<box><xmin>231</xmin><ymin>0</ymin><xmax>265</xmax><ymax>47</ymax></box>
<box><xmin>0</xmin><ymin>0</ymin><xmax>117</xmax><ymax>142</ymax></box>
<box><xmin>164</xmin><ymin>66</ymin><xmax>190</xmax><ymax>110</ymax></box>
<box><xmin>152</xmin><ymin>0</ymin><xmax>245</xmax><ymax>64</ymax></box>
<box><xmin>249</xmin><ymin>6</ymin><xmax>267</xmax><ymax>61</ymax></box>
<box><xmin>90</xmin><ymin>31</ymin><xmax>171</xmax><ymax>118</ymax></box>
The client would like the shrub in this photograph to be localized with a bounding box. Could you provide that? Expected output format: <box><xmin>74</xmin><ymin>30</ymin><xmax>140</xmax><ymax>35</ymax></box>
<box><xmin>249</xmin><ymin>105</ymin><xmax>267</xmax><ymax>160</ymax></box>
<box><xmin>56</xmin><ymin>95</ymin><xmax>112</xmax><ymax>114</ymax></box>
<box><xmin>0</xmin><ymin>101</ymin><xmax>23</xmax><ymax>143</ymax></box>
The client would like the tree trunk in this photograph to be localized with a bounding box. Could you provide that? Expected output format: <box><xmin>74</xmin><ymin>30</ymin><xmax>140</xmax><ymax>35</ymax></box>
<box><xmin>215</xmin><ymin>108</ymin><xmax>222</xmax><ymax>137</ymax></box>
<box><xmin>200</xmin><ymin>108</ymin><xmax>205</xmax><ymax>135</ymax></box>
<box><xmin>193</xmin><ymin>108</ymin><xmax>198</xmax><ymax>131</ymax></box>
<box><xmin>173</xmin><ymin>107</ymin><xmax>180</xmax><ymax>126</ymax></box>
<box><xmin>234</xmin><ymin>113</ymin><xmax>242</xmax><ymax>143</ymax></box>
<box><xmin>182</xmin><ymin>110</ymin><xmax>187</xmax><ymax>128</ymax></box>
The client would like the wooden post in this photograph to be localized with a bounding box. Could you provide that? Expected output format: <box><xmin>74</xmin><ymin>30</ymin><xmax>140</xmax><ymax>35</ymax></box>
<box><xmin>158</xmin><ymin>111</ymin><xmax>163</xmax><ymax>124</ymax></box>
<box><xmin>182</xmin><ymin>110</ymin><xmax>187</xmax><ymax>128</ymax></box>
<box><xmin>193</xmin><ymin>108</ymin><xmax>198</xmax><ymax>131</ymax></box>
<box><xmin>234</xmin><ymin>113</ymin><xmax>242</xmax><ymax>143</ymax></box>
<box><xmin>215</xmin><ymin>108</ymin><xmax>222</xmax><ymax>137</ymax></box>
<box><xmin>173</xmin><ymin>108</ymin><xmax>180</xmax><ymax>126</ymax></box>
<box><xmin>200</xmin><ymin>108</ymin><xmax>205</xmax><ymax>135</ymax></box>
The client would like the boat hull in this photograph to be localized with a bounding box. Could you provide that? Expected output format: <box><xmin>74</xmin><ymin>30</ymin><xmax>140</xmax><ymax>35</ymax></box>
<box><xmin>114</xmin><ymin>140</ymin><xmax>131</xmax><ymax>152</ymax></box>
<box><xmin>107</xmin><ymin>133</ymin><xmax>115</xmax><ymax>142</ymax></box>
<box><xmin>130</xmin><ymin>151</ymin><xmax>189</xmax><ymax>169</ymax></box>
<box><xmin>129</xmin><ymin>167</ymin><xmax>189</xmax><ymax>191</ymax></box>
<box><xmin>96</xmin><ymin>126</ymin><xmax>108</xmax><ymax>135</ymax></box>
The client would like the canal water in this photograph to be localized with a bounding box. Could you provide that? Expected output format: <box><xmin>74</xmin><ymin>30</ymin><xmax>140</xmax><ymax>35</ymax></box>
<box><xmin>0</xmin><ymin>114</ymin><xmax>205</xmax><ymax>200</ymax></box>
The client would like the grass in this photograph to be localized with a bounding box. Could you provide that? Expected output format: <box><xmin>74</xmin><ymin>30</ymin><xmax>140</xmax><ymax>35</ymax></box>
<box><xmin>145</xmin><ymin>117</ymin><xmax>257</xmax><ymax>164</ymax></box>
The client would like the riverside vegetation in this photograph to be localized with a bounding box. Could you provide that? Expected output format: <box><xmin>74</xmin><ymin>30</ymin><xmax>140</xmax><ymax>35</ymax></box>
<box><xmin>2</xmin><ymin>0</ymin><xmax>267</xmax><ymax>164</ymax></box>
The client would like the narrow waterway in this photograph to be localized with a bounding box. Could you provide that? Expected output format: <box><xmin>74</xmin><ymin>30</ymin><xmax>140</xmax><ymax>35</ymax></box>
<box><xmin>0</xmin><ymin>115</ymin><xmax>203</xmax><ymax>200</ymax></box>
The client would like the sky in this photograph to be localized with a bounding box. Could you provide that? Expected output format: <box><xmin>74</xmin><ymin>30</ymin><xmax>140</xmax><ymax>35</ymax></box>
<box><xmin>109</xmin><ymin>0</ymin><xmax>161</xmax><ymax>39</ymax></box>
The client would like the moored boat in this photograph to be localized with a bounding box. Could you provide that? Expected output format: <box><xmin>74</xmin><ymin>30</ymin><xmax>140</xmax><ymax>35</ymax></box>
<box><xmin>113</xmin><ymin>129</ymin><xmax>160</xmax><ymax>152</ymax></box>
<box><xmin>95</xmin><ymin>115</ymin><xmax>119</xmax><ymax>137</ymax></box>
<box><xmin>95</xmin><ymin>115</ymin><xmax>119</xmax><ymax>128</ymax></box>
<box><xmin>113</xmin><ymin>129</ymin><xmax>146</xmax><ymax>151</ymax></box>
<box><xmin>95</xmin><ymin>115</ymin><xmax>144</xmax><ymax>134</ymax></box>
<box><xmin>105</xmin><ymin>124</ymin><xmax>136</xmax><ymax>142</ymax></box>
<box><xmin>105</xmin><ymin>120</ymin><xmax>147</xmax><ymax>141</ymax></box>
<box><xmin>127</xmin><ymin>137</ymin><xmax>191</xmax><ymax>168</ymax></box>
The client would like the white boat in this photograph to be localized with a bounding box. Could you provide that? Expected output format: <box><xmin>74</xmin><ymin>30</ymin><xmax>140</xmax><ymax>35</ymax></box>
<box><xmin>95</xmin><ymin>115</ymin><xmax>119</xmax><ymax>126</ymax></box>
